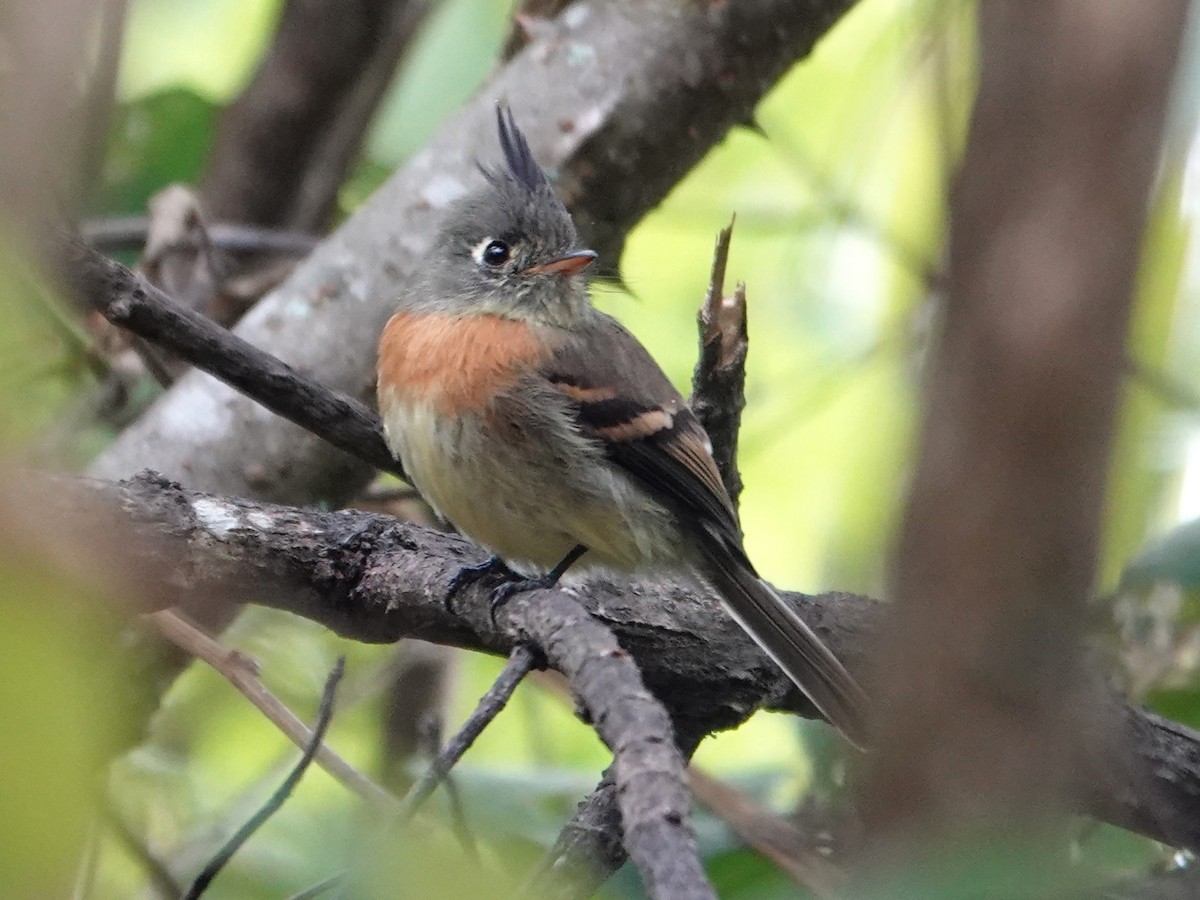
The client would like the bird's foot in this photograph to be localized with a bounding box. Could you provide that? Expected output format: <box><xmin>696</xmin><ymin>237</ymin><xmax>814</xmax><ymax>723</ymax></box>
<box><xmin>488</xmin><ymin>571</ymin><xmax>561</xmax><ymax>625</ymax></box>
<box><xmin>487</xmin><ymin>544</ymin><xmax>588</xmax><ymax>625</ymax></box>
<box><xmin>445</xmin><ymin>555</ymin><xmax>517</xmax><ymax>612</ymax></box>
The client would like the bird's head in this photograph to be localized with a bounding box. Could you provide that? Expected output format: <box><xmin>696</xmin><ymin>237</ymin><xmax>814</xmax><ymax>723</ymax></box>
<box><xmin>421</xmin><ymin>106</ymin><xmax>597</xmax><ymax>326</ymax></box>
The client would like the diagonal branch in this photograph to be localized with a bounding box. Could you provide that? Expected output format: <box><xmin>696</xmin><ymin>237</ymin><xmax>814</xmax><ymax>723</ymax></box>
<box><xmin>498</xmin><ymin>589</ymin><xmax>714</xmax><ymax>900</ymax></box>
<box><xmin>148</xmin><ymin>610</ymin><xmax>399</xmax><ymax>811</ymax></box>
<box><xmin>62</xmin><ymin>237</ymin><xmax>402</xmax><ymax>480</ymax></box>
<box><xmin>395</xmin><ymin>645</ymin><xmax>537</xmax><ymax>821</ymax></box>
<box><xmin>182</xmin><ymin>657</ymin><xmax>345</xmax><ymax>899</ymax></box>
<box><xmin>533</xmin><ymin>669</ymin><xmax>843</xmax><ymax>896</ymax></box>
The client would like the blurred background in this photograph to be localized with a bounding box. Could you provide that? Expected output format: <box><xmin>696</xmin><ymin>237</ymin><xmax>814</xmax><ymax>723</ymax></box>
<box><xmin>3</xmin><ymin>0</ymin><xmax>1200</xmax><ymax>896</ymax></box>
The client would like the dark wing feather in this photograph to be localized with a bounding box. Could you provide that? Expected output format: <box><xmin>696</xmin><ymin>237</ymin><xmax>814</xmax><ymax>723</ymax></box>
<box><xmin>608</xmin><ymin>415</ymin><xmax>745</xmax><ymax>551</ymax></box>
<box><xmin>544</xmin><ymin>312</ymin><xmax>868</xmax><ymax>745</ymax></box>
<box><xmin>545</xmin><ymin>313</ymin><xmax>744</xmax><ymax>549</ymax></box>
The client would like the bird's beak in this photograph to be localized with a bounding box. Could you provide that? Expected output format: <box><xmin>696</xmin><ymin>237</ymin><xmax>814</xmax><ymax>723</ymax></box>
<box><xmin>522</xmin><ymin>249</ymin><xmax>597</xmax><ymax>277</ymax></box>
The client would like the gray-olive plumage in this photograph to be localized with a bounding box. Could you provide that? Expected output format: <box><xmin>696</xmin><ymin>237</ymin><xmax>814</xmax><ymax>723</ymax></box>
<box><xmin>377</xmin><ymin>107</ymin><xmax>869</xmax><ymax>746</ymax></box>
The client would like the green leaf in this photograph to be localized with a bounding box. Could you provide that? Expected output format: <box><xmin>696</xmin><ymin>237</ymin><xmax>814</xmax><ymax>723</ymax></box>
<box><xmin>94</xmin><ymin>87</ymin><xmax>218</xmax><ymax>216</ymax></box>
<box><xmin>705</xmin><ymin>846</ymin><xmax>806</xmax><ymax>900</ymax></box>
<box><xmin>1145</xmin><ymin>686</ymin><xmax>1200</xmax><ymax>729</ymax></box>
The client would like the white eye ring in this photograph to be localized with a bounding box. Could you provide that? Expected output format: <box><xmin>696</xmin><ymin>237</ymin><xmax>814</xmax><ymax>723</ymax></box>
<box><xmin>472</xmin><ymin>237</ymin><xmax>511</xmax><ymax>267</ymax></box>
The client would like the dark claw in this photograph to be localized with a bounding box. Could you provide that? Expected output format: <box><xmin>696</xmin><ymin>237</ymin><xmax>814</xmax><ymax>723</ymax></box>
<box><xmin>486</xmin><ymin>545</ymin><xmax>589</xmax><ymax>625</ymax></box>
<box><xmin>445</xmin><ymin>555</ymin><xmax>517</xmax><ymax>612</ymax></box>
<box><xmin>488</xmin><ymin>572</ymin><xmax>560</xmax><ymax>626</ymax></box>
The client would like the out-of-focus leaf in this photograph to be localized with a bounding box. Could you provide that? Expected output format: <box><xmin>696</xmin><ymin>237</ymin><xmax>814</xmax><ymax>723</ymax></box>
<box><xmin>705</xmin><ymin>845</ymin><xmax>805</xmax><ymax>900</ymax></box>
<box><xmin>119</xmin><ymin>0</ymin><xmax>279</xmax><ymax>101</ymax></box>
<box><xmin>1144</xmin><ymin>686</ymin><xmax>1200</xmax><ymax>729</ymax></box>
<box><xmin>94</xmin><ymin>88</ymin><xmax>218</xmax><ymax>216</ymax></box>
<box><xmin>0</xmin><ymin>479</ymin><xmax>131</xmax><ymax>896</ymax></box>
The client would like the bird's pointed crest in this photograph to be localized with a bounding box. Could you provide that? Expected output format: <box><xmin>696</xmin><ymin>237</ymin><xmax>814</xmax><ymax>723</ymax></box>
<box><xmin>496</xmin><ymin>105</ymin><xmax>549</xmax><ymax>193</ymax></box>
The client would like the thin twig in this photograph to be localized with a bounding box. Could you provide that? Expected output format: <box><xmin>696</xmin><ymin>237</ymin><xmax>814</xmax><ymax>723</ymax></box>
<box><xmin>62</xmin><ymin>237</ymin><xmax>404</xmax><ymax>479</ymax></box>
<box><xmin>101</xmin><ymin>805</ymin><xmax>182</xmax><ymax>899</ymax></box>
<box><xmin>532</xmin><ymin>668</ymin><xmax>843</xmax><ymax>896</ymax></box>
<box><xmin>442</xmin><ymin>775</ymin><xmax>481</xmax><ymax>861</ymax></box>
<box><xmin>691</xmin><ymin>217</ymin><xmax>748</xmax><ymax>508</ymax></box>
<box><xmin>148</xmin><ymin>610</ymin><xmax>399</xmax><ymax>811</ymax></box>
<box><xmin>183</xmin><ymin>657</ymin><xmax>346</xmax><ymax>900</ymax></box>
<box><xmin>82</xmin><ymin>217</ymin><xmax>321</xmax><ymax>257</ymax></box>
<box><xmin>395</xmin><ymin>645</ymin><xmax>538</xmax><ymax>822</ymax></box>
<box><xmin>687</xmin><ymin>769</ymin><xmax>842</xmax><ymax>898</ymax></box>
<box><xmin>415</xmin><ymin>715</ymin><xmax>481</xmax><ymax>860</ymax></box>
<box><xmin>286</xmin><ymin>872</ymin><xmax>346</xmax><ymax>900</ymax></box>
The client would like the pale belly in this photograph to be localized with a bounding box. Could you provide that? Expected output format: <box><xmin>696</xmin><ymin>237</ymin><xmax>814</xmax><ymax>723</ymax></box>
<box><xmin>380</xmin><ymin>398</ymin><xmax>682</xmax><ymax>573</ymax></box>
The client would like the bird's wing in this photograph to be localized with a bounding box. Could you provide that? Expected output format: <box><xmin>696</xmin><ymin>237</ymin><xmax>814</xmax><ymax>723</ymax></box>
<box><xmin>540</xmin><ymin>312</ymin><xmax>868</xmax><ymax>744</ymax></box>
<box><xmin>542</xmin><ymin>311</ymin><xmax>746</xmax><ymax>557</ymax></box>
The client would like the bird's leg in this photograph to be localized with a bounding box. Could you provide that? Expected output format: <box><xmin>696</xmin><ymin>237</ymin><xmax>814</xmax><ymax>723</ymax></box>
<box><xmin>489</xmin><ymin>544</ymin><xmax>588</xmax><ymax>625</ymax></box>
<box><xmin>445</xmin><ymin>554</ymin><xmax>517</xmax><ymax>611</ymax></box>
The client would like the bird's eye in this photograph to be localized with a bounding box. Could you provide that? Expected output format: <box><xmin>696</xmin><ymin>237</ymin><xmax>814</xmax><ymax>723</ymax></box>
<box><xmin>481</xmin><ymin>240</ymin><xmax>511</xmax><ymax>267</ymax></box>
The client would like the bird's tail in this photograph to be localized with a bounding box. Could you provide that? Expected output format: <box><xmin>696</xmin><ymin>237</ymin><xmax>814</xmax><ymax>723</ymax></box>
<box><xmin>696</xmin><ymin>528</ymin><xmax>869</xmax><ymax>749</ymax></box>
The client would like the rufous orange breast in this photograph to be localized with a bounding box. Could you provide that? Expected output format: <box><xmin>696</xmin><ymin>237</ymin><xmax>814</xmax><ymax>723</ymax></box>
<box><xmin>377</xmin><ymin>311</ymin><xmax>547</xmax><ymax>417</ymax></box>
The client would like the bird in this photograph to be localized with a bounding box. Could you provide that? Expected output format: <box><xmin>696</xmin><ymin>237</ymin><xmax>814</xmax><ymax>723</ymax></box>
<box><xmin>376</xmin><ymin>107</ymin><xmax>868</xmax><ymax>747</ymax></box>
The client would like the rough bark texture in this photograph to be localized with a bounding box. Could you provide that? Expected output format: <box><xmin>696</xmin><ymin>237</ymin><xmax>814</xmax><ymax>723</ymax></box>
<box><xmin>690</xmin><ymin>221</ymin><xmax>747</xmax><ymax>509</ymax></box>
<box><xmin>506</xmin><ymin>591</ymin><xmax>714</xmax><ymax>900</ymax></box>
<box><xmin>58</xmin><ymin>473</ymin><xmax>1200</xmax><ymax>858</ymax></box>
<box><xmin>88</xmin><ymin>0</ymin><xmax>858</xmax><ymax>504</ymax></box>
<box><xmin>864</xmin><ymin>0</ymin><xmax>1189</xmax><ymax>848</ymax></box>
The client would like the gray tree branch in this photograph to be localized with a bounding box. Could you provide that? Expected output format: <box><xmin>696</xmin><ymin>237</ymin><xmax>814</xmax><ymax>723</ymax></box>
<box><xmin>55</xmin><ymin>472</ymin><xmax>1200</xmax><ymax>861</ymax></box>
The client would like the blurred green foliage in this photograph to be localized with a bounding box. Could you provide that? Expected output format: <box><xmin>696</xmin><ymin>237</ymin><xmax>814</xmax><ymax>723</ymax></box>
<box><xmin>0</xmin><ymin>247</ymin><xmax>132</xmax><ymax>892</ymax></box>
<box><xmin>2</xmin><ymin>0</ymin><xmax>1198</xmax><ymax>895</ymax></box>
<box><xmin>0</xmin><ymin>537</ymin><xmax>132</xmax><ymax>897</ymax></box>
<box><xmin>96</xmin><ymin>88</ymin><xmax>219</xmax><ymax>216</ymax></box>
